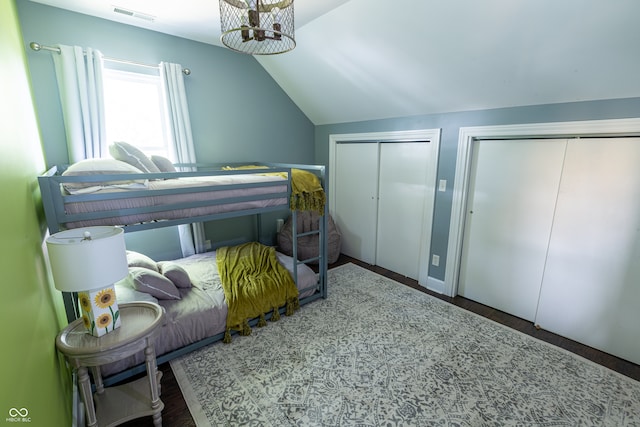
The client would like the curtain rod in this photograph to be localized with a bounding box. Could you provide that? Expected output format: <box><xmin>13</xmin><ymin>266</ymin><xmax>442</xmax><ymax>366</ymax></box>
<box><xmin>29</xmin><ymin>42</ymin><xmax>191</xmax><ymax>76</ymax></box>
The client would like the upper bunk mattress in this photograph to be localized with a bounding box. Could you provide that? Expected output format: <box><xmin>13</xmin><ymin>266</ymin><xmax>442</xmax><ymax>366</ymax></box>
<box><xmin>63</xmin><ymin>174</ymin><xmax>288</xmax><ymax>229</ymax></box>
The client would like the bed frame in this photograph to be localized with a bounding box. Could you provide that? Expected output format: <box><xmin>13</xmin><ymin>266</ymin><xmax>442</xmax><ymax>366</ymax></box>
<box><xmin>38</xmin><ymin>162</ymin><xmax>328</xmax><ymax>383</ymax></box>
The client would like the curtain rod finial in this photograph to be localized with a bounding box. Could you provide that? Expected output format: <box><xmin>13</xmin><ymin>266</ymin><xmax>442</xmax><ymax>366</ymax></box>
<box><xmin>30</xmin><ymin>42</ymin><xmax>42</xmax><ymax>51</ymax></box>
<box><xmin>183</xmin><ymin>68</ymin><xmax>191</xmax><ymax>76</ymax></box>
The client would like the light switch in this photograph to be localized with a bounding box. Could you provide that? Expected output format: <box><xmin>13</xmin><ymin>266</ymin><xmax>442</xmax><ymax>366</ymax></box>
<box><xmin>438</xmin><ymin>179</ymin><xmax>447</xmax><ymax>192</ymax></box>
<box><xmin>432</xmin><ymin>254</ymin><xmax>440</xmax><ymax>267</ymax></box>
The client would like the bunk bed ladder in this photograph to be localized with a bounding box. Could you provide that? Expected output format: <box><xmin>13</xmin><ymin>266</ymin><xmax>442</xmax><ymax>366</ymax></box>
<box><xmin>289</xmin><ymin>177</ymin><xmax>329</xmax><ymax>300</ymax></box>
<box><xmin>291</xmin><ymin>211</ymin><xmax>299</xmax><ymax>284</ymax></box>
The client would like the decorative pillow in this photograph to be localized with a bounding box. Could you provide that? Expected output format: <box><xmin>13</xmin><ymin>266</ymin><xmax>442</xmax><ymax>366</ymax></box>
<box><xmin>109</xmin><ymin>141</ymin><xmax>160</xmax><ymax>173</ymax></box>
<box><xmin>114</xmin><ymin>277</ymin><xmax>159</xmax><ymax>304</ymax></box>
<box><xmin>126</xmin><ymin>250</ymin><xmax>159</xmax><ymax>272</ymax></box>
<box><xmin>129</xmin><ymin>267</ymin><xmax>181</xmax><ymax>300</ymax></box>
<box><xmin>157</xmin><ymin>261</ymin><xmax>192</xmax><ymax>288</ymax></box>
<box><xmin>150</xmin><ymin>155</ymin><xmax>176</xmax><ymax>173</ymax></box>
<box><xmin>61</xmin><ymin>158</ymin><xmax>146</xmax><ymax>193</ymax></box>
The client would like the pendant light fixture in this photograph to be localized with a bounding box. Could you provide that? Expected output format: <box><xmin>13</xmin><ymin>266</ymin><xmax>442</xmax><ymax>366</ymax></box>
<box><xmin>219</xmin><ymin>0</ymin><xmax>295</xmax><ymax>55</ymax></box>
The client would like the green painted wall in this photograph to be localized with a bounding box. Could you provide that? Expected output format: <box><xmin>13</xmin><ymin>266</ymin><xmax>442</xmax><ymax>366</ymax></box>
<box><xmin>0</xmin><ymin>1</ymin><xmax>72</xmax><ymax>426</ymax></box>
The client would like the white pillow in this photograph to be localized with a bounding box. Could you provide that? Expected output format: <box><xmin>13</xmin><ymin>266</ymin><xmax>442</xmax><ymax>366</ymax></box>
<box><xmin>110</xmin><ymin>141</ymin><xmax>161</xmax><ymax>173</ymax></box>
<box><xmin>61</xmin><ymin>158</ymin><xmax>148</xmax><ymax>193</ymax></box>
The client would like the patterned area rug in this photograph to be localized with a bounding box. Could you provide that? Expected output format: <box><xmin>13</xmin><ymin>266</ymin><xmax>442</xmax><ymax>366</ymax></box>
<box><xmin>170</xmin><ymin>263</ymin><xmax>640</xmax><ymax>426</ymax></box>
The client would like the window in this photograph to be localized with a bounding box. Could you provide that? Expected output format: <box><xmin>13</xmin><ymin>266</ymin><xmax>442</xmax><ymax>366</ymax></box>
<box><xmin>102</xmin><ymin>67</ymin><xmax>174</xmax><ymax>160</ymax></box>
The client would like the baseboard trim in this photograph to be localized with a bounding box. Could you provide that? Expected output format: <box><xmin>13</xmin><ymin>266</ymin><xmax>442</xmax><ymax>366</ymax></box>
<box><xmin>425</xmin><ymin>276</ymin><xmax>446</xmax><ymax>294</ymax></box>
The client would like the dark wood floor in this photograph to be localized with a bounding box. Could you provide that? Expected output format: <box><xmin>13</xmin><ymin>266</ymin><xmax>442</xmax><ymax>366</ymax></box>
<box><xmin>122</xmin><ymin>254</ymin><xmax>640</xmax><ymax>427</ymax></box>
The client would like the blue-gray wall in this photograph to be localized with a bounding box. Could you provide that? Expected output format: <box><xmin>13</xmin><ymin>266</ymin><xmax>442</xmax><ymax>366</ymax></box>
<box><xmin>17</xmin><ymin>1</ymin><xmax>313</xmax><ymax>259</ymax></box>
<box><xmin>17</xmin><ymin>1</ymin><xmax>640</xmax><ymax>282</ymax></box>
<box><xmin>18</xmin><ymin>1</ymin><xmax>314</xmax><ymax>167</ymax></box>
<box><xmin>316</xmin><ymin>98</ymin><xmax>640</xmax><ymax>281</ymax></box>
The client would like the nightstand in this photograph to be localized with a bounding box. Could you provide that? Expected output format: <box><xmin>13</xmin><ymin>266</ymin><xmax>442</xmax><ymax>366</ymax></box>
<box><xmin>56</xmin><ymin>302</ymin><xmax>165</xmax><ymax>427</ymax></box>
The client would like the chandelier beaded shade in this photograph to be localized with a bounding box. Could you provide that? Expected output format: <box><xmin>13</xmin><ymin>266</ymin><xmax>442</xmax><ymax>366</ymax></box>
<box><xmin>219</xmin><ymin>0</ymin><xmax>295</xmax><ymax>55</ymax></box>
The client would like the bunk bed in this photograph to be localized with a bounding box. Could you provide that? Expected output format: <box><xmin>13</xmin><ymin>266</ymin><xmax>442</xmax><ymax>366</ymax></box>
<box><xmin>38</xmin><ymin>160</ymin><xmax>328</xmax><ymax>384</ymax></box>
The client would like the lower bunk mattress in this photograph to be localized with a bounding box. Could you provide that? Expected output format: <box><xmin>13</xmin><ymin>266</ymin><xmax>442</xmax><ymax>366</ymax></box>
<box><xmin>103</xmin><ymin>250</ymin><xmax>318</xmax><ymax>377</ymax></box>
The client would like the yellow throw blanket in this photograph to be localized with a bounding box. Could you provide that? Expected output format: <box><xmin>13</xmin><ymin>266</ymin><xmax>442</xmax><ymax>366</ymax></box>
<box><xmin>217</xmin><ymin>242</ymin><xmax>299</xmax><ymax>343</ymax></box>
<box><xmin>223</xmin><ymin>165</ymin><xmax>326</xmax><ymax>215</ymax></box>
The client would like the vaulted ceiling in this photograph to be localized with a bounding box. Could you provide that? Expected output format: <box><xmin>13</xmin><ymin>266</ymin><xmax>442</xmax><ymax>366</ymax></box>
<box><xmin>29</xmin><ymin>0</ymin><xmax>640</xmax><ymax>125</ymax></box>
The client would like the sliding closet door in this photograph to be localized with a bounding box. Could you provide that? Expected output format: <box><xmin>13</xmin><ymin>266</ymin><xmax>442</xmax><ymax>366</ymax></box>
<box><xmin>535</xmin><ymin>138</ymin><xmax>640</xmax><ymax>364</ymax></box>
<box><xmin>334</xmin><ymin>142</ymin><xmax>379</xmax><ymax>264</ymax></box>
<box><xmin>376</xmin><ymin>142</ymin><xmax>430</xmax><ymax>280</ymax></box>
<box><xmin>458</xmin><ymin>139</ymin><xmax>566</xmax><ymax>321</ymax></box>
<box><xmin>334</xmin><ymin>140</ymin><xmax>435</xmax><ymax>279</ymax></box>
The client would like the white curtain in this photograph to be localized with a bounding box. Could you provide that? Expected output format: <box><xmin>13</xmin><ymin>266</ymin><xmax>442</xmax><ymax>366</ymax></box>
<box><xmin>161</xmin><ymin>62</ymin><xmax>207</xmax><ymax>256</ymax></box>
<box><xmin>52</xmin><ymin>45</ymin><xmax>107</xmax><ymax>162</ymax></box>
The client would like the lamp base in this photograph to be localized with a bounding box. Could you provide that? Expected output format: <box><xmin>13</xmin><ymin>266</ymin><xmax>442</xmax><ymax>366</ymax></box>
<box><xmin>78</xmin><ymin>287</ymin><xmax>121</xmax><ymax>337</ymax></box>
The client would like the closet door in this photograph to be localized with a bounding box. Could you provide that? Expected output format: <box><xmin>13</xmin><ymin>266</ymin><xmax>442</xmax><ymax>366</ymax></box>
<box><xmin>535</xmin><ymin>138</ymin><xmax>640</xmax><ymax>364</ymax></box>
<box><xmin>458</xmin><ymin>139</ymin><xmax>566</xmax><ymax>321</ymax></box>
<box><xmin>376</xmin><ymin>142</ymin><xmax>430</xmax><ymax>280</ymax></box>
<box><xmin>334</xmin><ymin>142</ymin><xmax>379</xmax><ymax>264</ymax></box>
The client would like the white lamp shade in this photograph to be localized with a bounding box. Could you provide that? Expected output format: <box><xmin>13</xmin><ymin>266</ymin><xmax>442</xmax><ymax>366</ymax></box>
<box><xmin>46</xmin><ymin>226</ymin><xmax>128</xmax><ymax>292</ymax></box>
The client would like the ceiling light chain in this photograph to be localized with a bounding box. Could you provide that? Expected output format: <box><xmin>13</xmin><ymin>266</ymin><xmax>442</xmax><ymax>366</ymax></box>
<box><xmin>219</xmin><ymin>0</ymin><xmax>295</xmax><ymax>55</ymax></box>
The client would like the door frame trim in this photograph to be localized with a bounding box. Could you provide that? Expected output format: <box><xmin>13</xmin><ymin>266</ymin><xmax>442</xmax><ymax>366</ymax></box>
<box><xmin>329</xmin><ymin>129</ymin><xmax>441</xmax><ymax>287</ymax></box>
<box><xmin>446</xmin><ymin>117</ymin><xmax>640</xmax><ymax>297</ymax></box>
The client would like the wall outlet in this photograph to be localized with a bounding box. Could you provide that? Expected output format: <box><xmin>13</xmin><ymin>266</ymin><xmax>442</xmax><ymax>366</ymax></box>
<box><xmin>438</xmin><ymin>179</ymin><xmax>447</xmax><ymax>192</ymax></box>
<box><xmin>204</xmin><ymin>240</ymin><xmax>212</xmax><ymax>250</ymax></box>
<box><xmin>431</xmin><ymin>254</ymin><xmax>440</xmax><ymax>267</ymax></box>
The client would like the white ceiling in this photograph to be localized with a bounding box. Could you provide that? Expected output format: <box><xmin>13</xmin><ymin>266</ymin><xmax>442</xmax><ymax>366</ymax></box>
<box><xmin>29</xmin><ymin>0</ymin><xmax>640</xmax><ymax>125</ymax></box>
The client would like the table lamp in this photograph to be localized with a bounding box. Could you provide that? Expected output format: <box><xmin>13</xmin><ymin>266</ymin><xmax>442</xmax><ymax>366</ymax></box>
<box><xmin>46</xmin><ymin>226</ymin><xmax>128</xmax><ymax>337</ymax></box>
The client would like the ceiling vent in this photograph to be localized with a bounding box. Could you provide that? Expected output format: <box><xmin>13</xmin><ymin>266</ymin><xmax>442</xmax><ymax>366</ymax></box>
<box><xmin>112</xmin><ymin>6</ymin><xmax>156</xmax><ymax>22</ymax></box>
